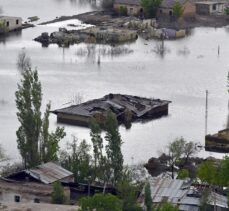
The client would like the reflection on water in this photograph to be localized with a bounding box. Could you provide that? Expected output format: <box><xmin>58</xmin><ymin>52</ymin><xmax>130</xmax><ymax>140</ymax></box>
<box><xmin>0</xmin><ymin>30</ymin><xmax>22</xmax><ymax>44</ymax></box>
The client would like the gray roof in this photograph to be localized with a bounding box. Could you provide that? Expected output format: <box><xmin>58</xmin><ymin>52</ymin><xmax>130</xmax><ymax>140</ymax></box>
<box><xmin>0</xmin><ymin>16</ymin><xmax>22</xmax><ymax>20</ymax></box>
<box><xmin>53</xmin><ymin>94</ymin><xmax>170</xmax><ymax>119</ymax></box>
<box><xmin>25</xmin><ymin>162</ymin><xmax>73</xmax><ymax>184</ymax></box>
<box><xmin>160</xmin><ymin>0</ymin><xmax>187</xmax><ymax>8</ymax></box>
<box><xmin>147</xmin><ymin>177</ymin><xmax>228</xmax><ymax>209</ymax></box>
<box><xmin>195</xmin><ymin>1</ymin><xmax>224</xmax><ymax>5</ymax></box>
<box><xmin>114</xmin><ymin>0</ymin><xmax>141</xmax><ymax>6</ymax></box>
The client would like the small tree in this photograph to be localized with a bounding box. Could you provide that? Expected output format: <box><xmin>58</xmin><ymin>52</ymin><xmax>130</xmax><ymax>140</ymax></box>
<box><xmin>197</xmin><ymin>161</ymin><xmax>218</xmax><ymax>185</ymax></box>
<box><xmin>172</xmin><ymin>1</ymin><xmax>184</xmax><ymax>19</ymax></box>
<box><xmin>117</xmin><ymin>170</ymin><xmax>142</xmax><ymax>211</ymax></box>
<box><xmin>144</xmin><ymin>182</ymin><xmax>152</xmax><ymax>211</ymax></box>
<box><xmin>225</xmin><ymin>7</ymin><xmax>229</xmax><ymax>15</ymax></box>
<box><xmin>59</xmin><ymin>137</ymin><xmax>92</xmax><ymax>183</ymax></box>
<box><xmin>177</xmin><ymin>169</ymin><xmax>189</xmax><ymax>179</ymax></box>
<box><xmin>79</xmin><ymin>193</ymin><xmax>122</xmax><ymax>211</ymax></box>
<box><xmin>52</xmin><ymin>181</ymin><xmax>65</xmax><ymax>204</ymax></box>
<box><xmin>141</xmin><ymin>0</ymin><xmax>162</xmax><ymax>18</ymax></box>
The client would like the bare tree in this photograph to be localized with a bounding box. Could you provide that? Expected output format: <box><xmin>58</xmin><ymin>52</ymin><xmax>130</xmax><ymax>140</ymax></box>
<box><xmin>17</xmin><ymin>49</ymin><xmax>31</xmax><ymax>73</ymax></box>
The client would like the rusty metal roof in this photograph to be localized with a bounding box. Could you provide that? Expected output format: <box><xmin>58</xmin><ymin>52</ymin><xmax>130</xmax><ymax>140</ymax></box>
<box><xmin>25</xmin><ymin>162</ymin><xmax>73</xmax><ymax>184</ymax></box>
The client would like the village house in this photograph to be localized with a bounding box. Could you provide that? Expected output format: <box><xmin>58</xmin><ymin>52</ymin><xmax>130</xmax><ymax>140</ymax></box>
<box><xmin>140</xmin><ymin>177</ymin><xmax>228</xmax><ymax>211</ymax></box>
<box><xmin>52</xmin><ymin>94</ymin><xmax>171</xmax><ymax>127</ymax></box>
<box><xmin>0</xmin><ymin>16</ymin><xmax>22</xmax><ymax>33</ymax></box>
<box><xmin>113</xmin><ymin>0</ymin><xmax>143</xmax><ymax>16</ymax></box>
<box><xmin>158</xmin><ymin>0</ymin><xmax>196</xmax><ymax>17</ymax></box>
<box><xmin>0</xmin><ymin>162</ymin><xmax>73</xmax><ymax>204</ymax></box>
<box><xmin>195</xmin><ymin>1</ymin><xmax>225</xmax><ymax>15</ymax></box>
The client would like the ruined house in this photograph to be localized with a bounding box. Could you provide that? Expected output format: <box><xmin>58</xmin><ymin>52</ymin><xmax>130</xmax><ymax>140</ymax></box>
<box><xmin>158</xmin><ymin>0</ymin><xmax>196</xmax><ymax>17</ymax></box>
<box><xmin>205</xmin><ymin>128</ymin><xmax>229</xmax><ymax>153</ymax></box>
<box><xmin>195</xmin><ymin>1</ymin><xmax>225</xmax><ymax>15</ymax></box>
<box><xmin>0</xmin><ymin>16</ymin><xmax>22</xmax><ymax>33</ymax></box>
<box><xmin>113</xmin><ymin>0</ymin><xmax>143</xmax><ymax>16</ymax></box>
<box><xmin>52</xmin><ymin>94</ymin><xmax>171</xmax><ymax>127</ymax></box>
<box><xmin>0</xmin><ymin>162</ymin><xmax>73</xmax><ymax>204</ymax></box>
<box><xmin>139</xmin><ymin>177</ymin><xmax>228</xmax><ymax>211</ymax></box>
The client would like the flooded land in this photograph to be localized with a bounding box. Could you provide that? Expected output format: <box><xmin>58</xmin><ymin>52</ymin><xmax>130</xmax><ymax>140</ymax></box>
<box><xmin>1</xmin><ymin>0</ymin><xmax>229</xmax><ymax>164</ymax></box>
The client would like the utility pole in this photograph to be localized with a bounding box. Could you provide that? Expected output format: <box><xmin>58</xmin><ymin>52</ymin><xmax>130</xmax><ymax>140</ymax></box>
<box><xmin>205</xmin><ymin>90</ymin><xmax>208</xmax><ymax>136</ymax></box>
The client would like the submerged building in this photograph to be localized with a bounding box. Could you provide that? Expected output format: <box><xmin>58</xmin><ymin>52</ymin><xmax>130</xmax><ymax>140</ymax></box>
<box><xmin>0</xmin><ymin>16</ymin><xmax>22</xmax><ymax>33</ymax></box>
<box><xmin>205</xmin><ymin>128</ymin><xmax>229</xmax><ymax>153</ymax></box>
<box><xmin>52</xmin><ymin>94</ymin><xmax>171</xmax><ymax>127</ymax></box>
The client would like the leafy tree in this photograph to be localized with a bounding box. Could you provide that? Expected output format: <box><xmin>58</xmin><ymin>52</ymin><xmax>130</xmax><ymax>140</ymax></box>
<box><xmin>167</xmin><ymin>137</ymin><xmax>198</xmax><ymax>178</ymax></box>
<box><xmin>144</xmin><ymin>182</ymin><xmax>152</xmax><ymax>211</ymax></box>
<box><xmin>172</xmin><ymin>1</ymin><xmax>184</xmax><ymax>19</ymax></box>
<box><xmin>105</xmin><ymin>111</ymin><xmax>123</xmax><ymax>184</ymax></box>
<box><xmin>219</xmin><ymin>156</ymin><xmax>229</xmax><ymax>186</ymax></box>
<box><xmin>40</xmin><ymin>103</ymin><xmax>66</xmax><ymax>163</ymax></box>
<box><xmin>15</xmin><ymin>66</ymin><xmax>42</xmax><ymax>168</ymax></box>
<box><xmin>52</xmin><ymin>181</ymin><xmax>65</xmax><ymax>204</ymax></box>
<box><xmin>60</xmin><ymin>137</ymin><xmax>92</xmax><ymax>183</ymax></box>
<box><xmin>177</xmin><ymin>168</ymin><xmax>189</xmax><ymax>179</ymax></box>
<box><xmin>0</xmin><ymin>144</ymin><xmax>5</xmax><ymax>161</ymax></box>
<box><xmin>141</xmin><ymin>0</ymin><xmax>162</xmax><ymax>18</ymax></box>
<box><xmin>117</xmin><ymin>171</ymin><xmax>142</xmax><ymax>211</ymax></box>
<box><xmin>79</xmin><ymin>193</ymin><xmax>122</xmax><ymax>211</ymax></box>
<box><xmin>197</xmin><ymin>161</ymin><xmax>218</xmax><ymax>185</ymax></box>
<box><xmin>15</xmin><ymin>55</ymin><xmax>65</xmax><ymax>168</ymax></box>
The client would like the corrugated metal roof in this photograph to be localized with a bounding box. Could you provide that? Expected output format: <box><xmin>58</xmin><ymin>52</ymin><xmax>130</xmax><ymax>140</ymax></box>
<box><xmin>25</xmin><ymin>162</ymin><xmax>73</xmax><ymax>184</ymax></box>
<box><xmin>148</xmin><ymin>177</ymin><xmax>228</xmax><ymax>209</ymax></box>
<box><xmin>114</xmin><ymin>0</ymin><xmax>141</xmax><ymax>6</ymax></box>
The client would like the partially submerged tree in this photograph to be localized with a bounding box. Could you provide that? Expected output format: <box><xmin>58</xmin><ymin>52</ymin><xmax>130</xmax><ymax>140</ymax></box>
<box><xmin>17</xmin><ymin>49</ymin><xmax>31</xmax><ymax>73</ymax></box>
<box><xmin>141</xmin><ymin>0</ymin><xmax>162</xmax><ymax>18</ymax></box>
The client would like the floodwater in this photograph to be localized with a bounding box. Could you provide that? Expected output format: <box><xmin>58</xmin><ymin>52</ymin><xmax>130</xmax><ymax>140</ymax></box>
<box><xmin>1</xmin><ymin>0</ymin><xmax>229</xmax><ymax>164</ymax></box>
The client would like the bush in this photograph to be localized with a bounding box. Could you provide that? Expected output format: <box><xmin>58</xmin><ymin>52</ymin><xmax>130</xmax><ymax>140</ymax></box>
<box><xmin>79</xmin><ymin>193</ymin><xmax>122</xmax><ymax>211</ymax></box>
<box><xmin>225</xmin><ymin>7</ymin><xmax>229</xmax><ymax>15</ymax></box>
<box><xmin>52</xmin><ymin>181</ymin><xmax>65</xmax><ymax>204</ymax></box>
<box><xmin>119</xmin><ymin>6</ymin><xmax>128</xmax><ymax>16</ymax></box>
